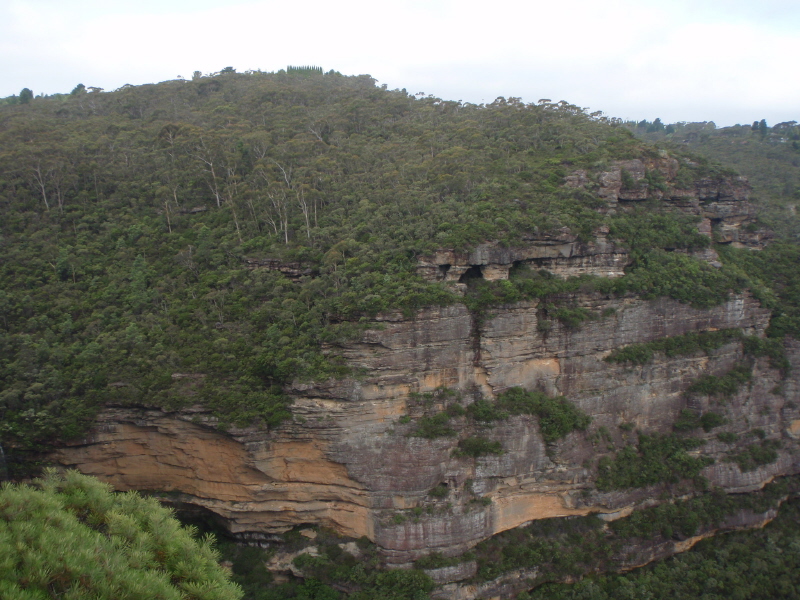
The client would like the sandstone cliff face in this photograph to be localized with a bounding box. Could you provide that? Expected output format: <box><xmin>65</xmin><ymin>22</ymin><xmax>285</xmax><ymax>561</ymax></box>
<box><xmin>55</xmin><ymin>290</ymin><xmax>800</xmax><ymax>570</ymax></box>
<box><xmin>415</xmin><ymin>231</ymin><xmax>629</xmax><ymax>283</ymax></box>
<box><xmin>435</xmin><ymin>503</ymin><xmax>783</xmax><ymax>600</ymax></box>
<box><xmin>415</xmin><ymin>162</ymin><xmax>767</xmax><ymax>285</ymax></box>
<box><xmin>52</xmin><ymin>161</ymin><xmax>800</xmax><ymax>593</ymax></box>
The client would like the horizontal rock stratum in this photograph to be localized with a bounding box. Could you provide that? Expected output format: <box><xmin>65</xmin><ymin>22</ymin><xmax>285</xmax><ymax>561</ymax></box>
<box><xmin>48</xmin><ymin>151</ymin><xmax>799</xmax><ymax>594</ymax></box>
<box><xmin>55</xmin><ymin>291</ymin><xmax>800</xmax><ymax>568</ymax></box>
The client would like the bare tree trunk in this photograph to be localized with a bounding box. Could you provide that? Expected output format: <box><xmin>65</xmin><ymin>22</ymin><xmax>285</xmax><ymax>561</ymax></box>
<box><xmin>54</xmin><ymin>178</ymin><xmax>64</xmax><ymax>213</ymax></box>
<box><xmin>298</xmin><ymin>189</ymin><xmax>311</xmax><ymax>239</ymax></box>
<box><xmin>230</xmin><ymin>201</ymin><xmax>243</xmax><ymax>243</ymax></box>
<box><xmin>164</xmin><ymin>199</ymin><xmax>172</xmax><ymax>233</ymax></box>
<box><xmin>193</xmin><ymin>138</ymin><xmax>223</xmax><ymax>207</ymax></box>
<box><xmin>32</xmin><ymin>163</ymin><xmax>50</xmax><ymax>211</ymax></box>
<box><xmin>267</xmin><ymin>190</ymin><xmax>290</xmax><ymax>244</ymax></box>
<box><xmin>246</xmin><ymin>198</ymin><xmax>261</xmax><ymax>231</ymax></box>
<box><xmin>271</xmin><ymin>159</ymin><xmax>293</xmax><ymax>188</ymax></box>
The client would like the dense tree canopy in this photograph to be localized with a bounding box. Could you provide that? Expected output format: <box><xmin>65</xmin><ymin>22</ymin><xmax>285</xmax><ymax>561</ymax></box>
<box><xmin>0</xmin><ymin>69</ymin><xmax>797</xmax><ymax>468</ymax></box>
<box><xmin>1</xmin><ymin>68</ymin><xmax>800</xmax><ymax>600</ymax></box>
<box><xmin>627</xmin><ymin>118</ymin><xmax>800</xmax><ymax>238</ymax></box>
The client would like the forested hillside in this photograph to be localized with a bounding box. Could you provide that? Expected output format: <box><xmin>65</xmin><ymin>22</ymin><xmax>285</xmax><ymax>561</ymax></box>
<box><xmin>3</xmin><ymin>69</ymin><xmax>800</xmax><ymax>600</ymax></box>
<box><xmin>627</xmin><ymin>118</ymin><xmax>800</xmax><ymax>237</ymax></box>
<box><xmin>1</xmin><ymin>69</ymin><xmax>798</xmax><ymax>463</ymax></box>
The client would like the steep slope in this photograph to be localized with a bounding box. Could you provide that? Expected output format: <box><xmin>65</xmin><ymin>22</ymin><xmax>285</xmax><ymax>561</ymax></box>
<box><xmin>2</xmin><ymin>71</ymin><xmax>800</xmax><ymax>598</ymax></box>
<box><xmin>626</xmin><ymin>119</ymin><xmax>800</xmax><ymax>238</ymax></box>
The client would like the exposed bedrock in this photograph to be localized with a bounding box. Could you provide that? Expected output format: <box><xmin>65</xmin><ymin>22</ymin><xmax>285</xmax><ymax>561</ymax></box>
<box><xmin>55</xmin><ymin>290</ymin><xmax>800</xmax><ymax>568</ymax></box>
<box><xmin>416</xmin><ymin>162</ymin><xmax>766</xmax><ymax>284</ymax></box>
<box><xmin>415</xmin><ymin>232</ymin><xmax>630</xmax><ymax>283</ymax></box>
<box><xmin>435</xmin><ymin>505</ymin><xmax>784</xmax><ymax>600</ymax></box>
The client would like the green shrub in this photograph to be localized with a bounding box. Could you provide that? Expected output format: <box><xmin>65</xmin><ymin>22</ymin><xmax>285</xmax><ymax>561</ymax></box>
<box><xmin>596</xmin><ymin>434</ymin><xmax>713</xmax><ymax>491</ymax></box>
<box><xmin>553</xmin><ymin>306</ymin><xmax>595</xmax><ymax>329</ymax></box>
<box><xmin>729</xmin><ymin>440</ymin><xmax>782</xmax><ymax>472</ymax></box>
<box><xmin>743</xmin><ymin>336</ymin><xmax>791</xmax><ymax>374</ymax></box>
<box><xmin>455</xmin><ymin>437</ymin><xmax>503</xmax><ymax>457</ymax></box>
<box><xmin>428</xmin><ymin>484</ymin><xmax>449</xmax><ymax>498</ymax></box>
<box><xmin>673</xmin><ymin>409</ymin><xmax>701</xmax><ymax>431</ymax></box>
<box><xmin>606</xmin><ymin>329</ymin><xmax>741</xmax><ymax>365</ymax></box>
<box><xmin>688</xmin><ymin>363</ymin><xmax>752</xmax><ymax>398</ymax></box>
<box><xmin>466</xmin><ymin>399</ymin><xmax>507</xmax><ymax>422</ymax></box>
<box><xmin>413</xmin><ymin>412</ymin><xmax>456</xmax><ymax>438</ymax></box>
<box><xmin>674</xmin><ymin>410</ymin><xmax>726</xmax><ymax>432</ymax></box>
<box><xmin>700</xmin><ymin>411</ymin><xmax>726</xmax><ymax>431</ymax></box>
<box><xmin>496</xmin><ymin>388</ymin><xmax>592</xmax><ymax>442</ymax></box>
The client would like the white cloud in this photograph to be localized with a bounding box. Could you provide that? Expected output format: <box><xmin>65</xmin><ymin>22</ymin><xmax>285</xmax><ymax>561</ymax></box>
<box><xmin>0</xmin><ymin>0</ymin><xmax>797</xmax><ymax>125</ymax></box>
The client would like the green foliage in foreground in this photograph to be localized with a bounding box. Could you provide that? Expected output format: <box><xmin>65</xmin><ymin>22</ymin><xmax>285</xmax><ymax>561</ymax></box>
<box><xmin>0</xmin><ymin>469</ymin><xmax>242</xmax><ymax>600</ymax></box>
<box><xmin>596</xmin><ymin>434</ymin><xmax>713</xmax><ymax>491</ymax></box>
<box><xmin>528</xmin><ymin>485</ymin><xmax>800</xmax><ymax>600</ymax></box>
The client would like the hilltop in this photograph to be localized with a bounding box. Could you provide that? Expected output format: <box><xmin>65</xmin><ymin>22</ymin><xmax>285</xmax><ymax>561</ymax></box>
<box><xmin>2</xmin><ymin>69</ymin><xmax>800</xmax><ymax>600</ymax></box>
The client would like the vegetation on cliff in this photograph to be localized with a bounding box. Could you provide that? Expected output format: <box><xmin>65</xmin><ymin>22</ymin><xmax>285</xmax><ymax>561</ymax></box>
<box><xmin>528</xmin><ymin>484</ymin><xmax>800</xmax><ymax>600</ymax></box>
<box><xmin>407</xmin><ymin>387</ymin><xmax>590</xmax><ymax>448</ymax></box>
<box><xmin>171</xmin><ymin>476</ymin><xmax>800</xmax><ymax>600</ymax></box>
<box><xmin>595</xmin><ymin>434</ymin><xmax>713</xmax><ymax>491</ymax></box>
<box><xmin>212</xmin><ymin>526</ymin><xmax>434</xmax><ymax>600</ymax></box>
<box><xmin>2</xmin><ymin>71</ymin><xmax>797</xmax><ymax>461</ymax></box>
<box><xmin>0</xmin><ymin>69</ymin><xmax>644</xmax><ymax>455</ymax></box>
<box><xmin>627</xmin><ymin>118</ymin><xmax>800</xmax><ymax>239</ymax></box>
<box><xmin>429</xmin><ymin>476</ymin><xmax>800</xmax><ymax>596</ymax></box>
<box><xmin>2</xmin><ymin>69</ymin><xmax>800</xmax><ymax>600</ymax></box>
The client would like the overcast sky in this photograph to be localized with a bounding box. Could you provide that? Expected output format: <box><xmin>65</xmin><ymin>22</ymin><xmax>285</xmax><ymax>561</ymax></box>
<box><xmin>2</xmin><ymin>0</ymin><xmax>798</xmax><ymax>126</ymax></box>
